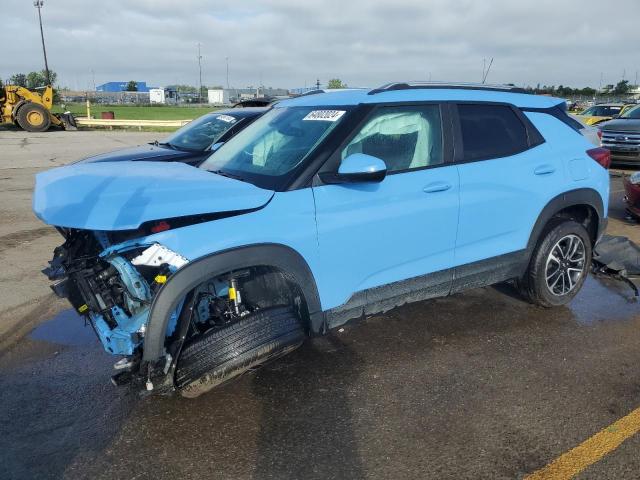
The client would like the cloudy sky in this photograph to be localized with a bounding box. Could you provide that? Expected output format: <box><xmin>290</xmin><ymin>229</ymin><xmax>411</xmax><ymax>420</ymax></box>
<box><xmin>3</xmin><ymin>0</ymin><xmax>639</xmax><ymax>91</ymax></box>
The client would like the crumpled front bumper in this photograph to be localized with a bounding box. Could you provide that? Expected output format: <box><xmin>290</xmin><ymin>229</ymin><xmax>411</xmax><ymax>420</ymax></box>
<box><xmin>44</xmin><ymin>235</ymin><xmax>188</xmax><ymax>357</ymax></box>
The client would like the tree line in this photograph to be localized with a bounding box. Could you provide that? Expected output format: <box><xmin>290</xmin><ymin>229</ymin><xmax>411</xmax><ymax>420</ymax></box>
<box><xmin>4</xmin><ymin>70</ymin><xmax>58</xmax><ymax>90</ymax></box>
<box><xmin>523</xmin><ymin>80</ymin><xmax>634</xmax><ymax>97</ymax></box>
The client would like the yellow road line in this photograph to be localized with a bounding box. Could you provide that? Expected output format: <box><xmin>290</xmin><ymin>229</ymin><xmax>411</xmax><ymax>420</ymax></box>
<box><xmin>525</xmin><ymin>406</ymin><xmax>640</xmax><ymax>480</ymax></box>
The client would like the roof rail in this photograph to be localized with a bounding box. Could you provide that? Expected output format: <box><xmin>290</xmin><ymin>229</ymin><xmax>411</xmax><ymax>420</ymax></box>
<box><xmin>368</xmin><ymin>81</ymin><xmax>527</xmax><ymax>95</ymax></box>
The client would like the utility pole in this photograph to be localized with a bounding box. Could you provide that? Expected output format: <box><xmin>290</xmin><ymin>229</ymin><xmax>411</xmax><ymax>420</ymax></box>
<box><xmin>197</xmin><ymin>43</ymin><xmax>203</xmax><ymax>104</ymax></box>
<box><xmin>226</xmin><ymin>57</ymin><xmax>230</xmax><ymax>90</ymax></box>
<box><xmin>34</xmin><ymin>0</ymin><xmax>50</xmax><ymax>85</ymax></box>
<box><xmin>599</xmin><ymin>72</ymin><xmax>603</xmax><ymax>92</ymax></box>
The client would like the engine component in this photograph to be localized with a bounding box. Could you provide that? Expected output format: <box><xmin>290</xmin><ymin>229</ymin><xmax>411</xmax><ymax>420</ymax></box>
<box><xmin>131</xmin><ymin>244</ymin><xmax>189</xmax><ymax>270</ymax></box>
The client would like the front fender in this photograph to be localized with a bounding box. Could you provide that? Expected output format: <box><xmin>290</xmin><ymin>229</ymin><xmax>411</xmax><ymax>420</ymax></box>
<box><xmin>141</xmin><ymin>243</ymin><xmax>324</xmax><ymax>363</ymax></box>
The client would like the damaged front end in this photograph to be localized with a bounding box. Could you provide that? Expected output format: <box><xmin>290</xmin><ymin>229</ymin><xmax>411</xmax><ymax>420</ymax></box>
<box><xmin>43</xmin><ymin>228</ymin><xmax>188</xmax><ymax>384</ymax></box>
<box><xmin>33</xmin><ymin>161</ymin><xmax>279</xmax><ymax>393</ymax></box>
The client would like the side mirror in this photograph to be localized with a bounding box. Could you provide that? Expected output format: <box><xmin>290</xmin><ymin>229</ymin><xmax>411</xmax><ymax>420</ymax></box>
<box><xmin>320</xmin><ymin>153</ymin><xmax>387</xmax><ymax>184</ymax></box>
<box><xmin>211</xmin><ymin>142</ymin><xmax>225</xmax><ymax>152</ymax></box>
<box><xmin>611</xmin><ymin>114</ymin><xmax>620</xmax><ymax>119</ymax></box>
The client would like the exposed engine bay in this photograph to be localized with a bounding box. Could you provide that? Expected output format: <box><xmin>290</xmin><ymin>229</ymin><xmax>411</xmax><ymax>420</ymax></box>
<box><xmin>41</xmin><ymin>228</ymin><xmax>290</xmax><ymax>387</ymax></box>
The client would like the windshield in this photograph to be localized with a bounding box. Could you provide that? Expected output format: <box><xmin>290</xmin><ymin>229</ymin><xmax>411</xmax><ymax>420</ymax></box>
<box><xmin>163</xmin><ymin>113</ymin><xmax>240</xmax><ymax>151</ymax></box>
<box><xmin>200</xmin><ymin>106</ymin><xmax>348</xmax><ymax>189</ymax></box>
<box><xmin>621</xmin><ymin>105</ymin><xmax>640</xmax><ymax>119</ymax></box>
<box><xmin>581</xmin><ymin>105</ymin><xmax>622</xmax><ymax>117</ymax></box>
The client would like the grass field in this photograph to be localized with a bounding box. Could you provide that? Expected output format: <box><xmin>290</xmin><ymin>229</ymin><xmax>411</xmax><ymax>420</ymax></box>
<box><xmin>52</xmin><ymin>103</ymin><xmax>220</xmax><ymax>120</ymax></box>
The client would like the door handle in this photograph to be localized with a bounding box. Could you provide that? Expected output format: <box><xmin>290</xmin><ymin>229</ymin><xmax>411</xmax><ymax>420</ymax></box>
<box><xmin>423</xmin><ymin>182</ymin><xmax>452</xmax><ymax>193</ymax></box>
<box><xmin>534</xmin><ymin>165</ymin><xmax>556</xmax><ymax>176</ymax></box>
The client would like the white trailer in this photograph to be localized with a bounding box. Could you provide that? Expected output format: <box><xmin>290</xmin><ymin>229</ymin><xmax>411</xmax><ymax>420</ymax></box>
<box><xmin>149</xmin><ymin>88</ymin><xmax>166</xmax><ymax>104</ymax></box>
<box><xmin>208</xmin><ymin>89</ymin><xmax>230</xmax><ymax>105</ymax></box>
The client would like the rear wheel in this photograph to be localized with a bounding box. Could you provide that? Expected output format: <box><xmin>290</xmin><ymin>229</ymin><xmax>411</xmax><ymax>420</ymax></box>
<box><xmin>16</xmin><ymin>103</ymin><xmax>51</xmax><ymax>132</ymax></box>
<box><xmin>175</xmin><ymin>306</ymin><xmax>304</xmax><ymax>398</ymax></box>
<box><xmin>519</xmin><ymin>219</ymin><xmax>592</xmax><ymax>307</ymax></box>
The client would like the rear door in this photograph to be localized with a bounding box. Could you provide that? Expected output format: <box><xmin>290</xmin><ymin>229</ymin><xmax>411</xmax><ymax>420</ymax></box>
<box><xmin>452</xmin><ymin>103</ymin><xmax>562</xmax><ymax>290</ymax></box>
<box><xmin>312</xmin><ymin>103</ymin><xmax>460</xmax><ymax>313</ymax></box>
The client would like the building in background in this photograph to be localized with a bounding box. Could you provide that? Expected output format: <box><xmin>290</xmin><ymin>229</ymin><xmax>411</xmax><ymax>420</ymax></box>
<box><xmin>96</xmin><ymin>81</ymin><xmax>153</xmax><ymax>93</ymax></box>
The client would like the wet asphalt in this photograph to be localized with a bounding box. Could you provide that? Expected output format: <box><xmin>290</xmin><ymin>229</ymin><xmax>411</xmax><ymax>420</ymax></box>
<box><xmin>1</xmin><ymin>275</ymin><xmax>640</xmax><ymax>480</ymax></box>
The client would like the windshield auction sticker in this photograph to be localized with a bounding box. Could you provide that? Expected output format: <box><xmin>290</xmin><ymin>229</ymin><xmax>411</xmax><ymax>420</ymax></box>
<box><xmin>216</xmin><ymin>114</ymin><xmax>237</xmax><ymax>123</ymax></box>
<box><xmin>303</xmin><ymin>110</ymin><xmax>346</xmax><ymax>122</ymax></box>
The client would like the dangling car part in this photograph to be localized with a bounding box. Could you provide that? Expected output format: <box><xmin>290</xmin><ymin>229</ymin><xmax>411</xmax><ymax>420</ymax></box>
<box><xmin>592</xmin><ymin>234</ymin><xmax>640</xmax><ymax>296</ymax></box>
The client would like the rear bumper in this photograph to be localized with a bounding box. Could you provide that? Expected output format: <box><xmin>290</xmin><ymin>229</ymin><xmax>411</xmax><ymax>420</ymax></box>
<box><xmin>611</xmin><ymin>150</ymin><xmax>640</xmax><ymax>165</ymax></box>
<box><xmin>603</xmin><ymin>139</ymin><xmax>640</xmax><ymax>164</ymax></box>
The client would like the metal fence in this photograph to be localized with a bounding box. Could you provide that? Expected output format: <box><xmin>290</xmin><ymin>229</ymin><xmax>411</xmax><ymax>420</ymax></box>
<box><xmin>59</xmin><ymin>91</ymin><xmax>151</xmax><ymax>104</ymax></box>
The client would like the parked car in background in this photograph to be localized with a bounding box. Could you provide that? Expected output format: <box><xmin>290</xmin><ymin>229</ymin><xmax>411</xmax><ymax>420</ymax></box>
<box><xmin>574</xmin><ymin>103</ymin><xmax>634</xmax><ymax>125</ymax></box>
<box><xmin>623</xmin><ymin>172</ymin><xmax>640</xmax><ymax>219</ymax></box>
<box><xmin>600</xmin><ymin>104</ymin><xmax>640</xmax><ymax>166</ymax></box>
<box><xmin>33</xmin><ymin>83</ymin><xmax>609</xmax><ymax>398</ymax></box>
<box><xmin>78</xmin><ymin>108</ymin><xmax>267</xmax><ymax>166</ymax></box>
<box><xmin>233</xmin><ymin>97</ymin><xmax>278</xmax><ymax>108</ymax></box>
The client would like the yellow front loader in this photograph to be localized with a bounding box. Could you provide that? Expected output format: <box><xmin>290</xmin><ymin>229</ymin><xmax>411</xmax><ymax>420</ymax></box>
<box><xmin>0</xmin><ymin>85</ymin><xmax>75</xmax><ymax>132</ymax></box>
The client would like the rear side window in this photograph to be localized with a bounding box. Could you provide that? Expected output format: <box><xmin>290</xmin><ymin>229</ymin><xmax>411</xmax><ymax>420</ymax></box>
<box><xmin>458</xmin><ymin>104</ymin><xmax>529</xmax><ymax>161</ymax></box>
<box><xmin>584</xmin><ymin>106</ymin><xmax>622</xmax><ymax>116</ymax></box>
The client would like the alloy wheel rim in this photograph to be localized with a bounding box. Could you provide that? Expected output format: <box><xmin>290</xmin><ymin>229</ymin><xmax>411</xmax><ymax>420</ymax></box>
<box><xmin>545</xmin><ymin>234</ymin><xmax>586</xmax><ymax>296</ymax></box>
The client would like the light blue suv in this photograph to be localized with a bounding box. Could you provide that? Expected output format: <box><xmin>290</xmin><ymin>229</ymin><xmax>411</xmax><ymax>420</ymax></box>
<box><xmin>34</xmin><ymin>82</ymin><xmax>610</xmax><ymax>397</ymax></box>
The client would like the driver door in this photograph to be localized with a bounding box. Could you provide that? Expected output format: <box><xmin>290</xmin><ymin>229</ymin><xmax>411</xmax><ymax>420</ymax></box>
<box><xmin>312</xmin><ymin>103</ymin><xmax>460</xmax><ymax>314</ymax></box>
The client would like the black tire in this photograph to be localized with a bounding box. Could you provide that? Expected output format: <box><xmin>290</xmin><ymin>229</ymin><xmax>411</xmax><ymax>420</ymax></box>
<box><xmin>175</xmin><ymin>306</ymin><xmax>304</xmax><ymax>398</ymax></box>
<box><xmin>519</xmin><ymin>219</ymin><xmax>592</xmax><ymax>307</ymax></box>
<box><xmin>16</xmin><ymin>103</ymin><xmax>51</xmax><ymax>132</ymax></box>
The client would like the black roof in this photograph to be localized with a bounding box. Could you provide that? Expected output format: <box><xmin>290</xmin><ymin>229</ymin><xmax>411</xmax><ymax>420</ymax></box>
<box><xmin>232</xmin><ymin>98</ymin><xmax>277</xmax><ymax>108</ymax></box>
<box><xmin>368</xmin><ymin>81</ymin><xmax>527</xmax><ymax>95</ymax></box>
<box><xmin>209</xmin><ymin>107</ymin><xmax>269</xmax><ymax>118</ymax></box>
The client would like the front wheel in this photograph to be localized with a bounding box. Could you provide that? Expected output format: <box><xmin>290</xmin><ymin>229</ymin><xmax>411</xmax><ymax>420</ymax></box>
<box><xmin>16</xmin><ymin>103</ymin><xmax>51</xmax><ymax>132</ymax></box>
<box><xmin>175</xmin><ymin>306</ymin><xmax>305</xmax><ymax>398</ymax></box>
<box><xmin>519</xmin><ymin>219</ymin><xmax>592</xmax><ymax>307</ymax></box>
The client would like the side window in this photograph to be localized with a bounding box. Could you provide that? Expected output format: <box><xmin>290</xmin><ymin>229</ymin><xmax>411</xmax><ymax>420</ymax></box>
<box><xmin>457</xmin><ymin>104</ymin><xmax>529</xmax><ymax>161</ymax></box>
<box><xmin>341</xmin><ymin>105</ymin><xmax>443</xmax><ymax>173</ymax></box>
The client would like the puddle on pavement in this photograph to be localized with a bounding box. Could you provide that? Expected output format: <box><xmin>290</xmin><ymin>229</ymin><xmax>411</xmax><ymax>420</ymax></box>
<box><xmin>29</xmin><ymin>308</ymin><xmax>97</xmax><ymax>346</ymax></box>
<box><xmin>22</xmin><ymin>275</ymin><xmax>640</xmax><ymax>348</ymax></box>
<box><xmin>569</xmin><ymin>275</ymin><xmax>640</xmax><ymax>325</ymax></box>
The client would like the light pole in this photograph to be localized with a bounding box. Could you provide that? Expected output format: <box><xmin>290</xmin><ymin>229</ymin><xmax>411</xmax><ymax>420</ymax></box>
<box><xmin>34</xmin><ymin>0</ymin><xmax>51</xmax><ymax>85</ymax></box>
<box><xmin>226</xmin><ymin>57</ymin><xmax>229</xmax><ymax>90</ymax></box>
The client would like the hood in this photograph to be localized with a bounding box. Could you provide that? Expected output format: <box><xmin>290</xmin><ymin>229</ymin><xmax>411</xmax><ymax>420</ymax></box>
<box><xmin>77</xmin><ymin>144</ymin><xmax>200</xmax><ymax>164</ymax></box>
<box><xmin>574</xmin><ymin>115</ymin><xmax>606</xmax><ymax>126</ymax></box>
<box><xmin>599</xmin><ymin>119</ymin><xmax>640</xmax><ymax>133</ymax></box>
<box><xmin>33</xmin><ymin>161</ymin><xmax>274</xmax><ymax>231</ymax></box>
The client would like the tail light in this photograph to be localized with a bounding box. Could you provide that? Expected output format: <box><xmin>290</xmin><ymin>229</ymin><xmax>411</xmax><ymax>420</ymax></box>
<box><xmin>587</xmin><ymin>147</ymin><xmax>611</xmax><ymax>169</ymax></box>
